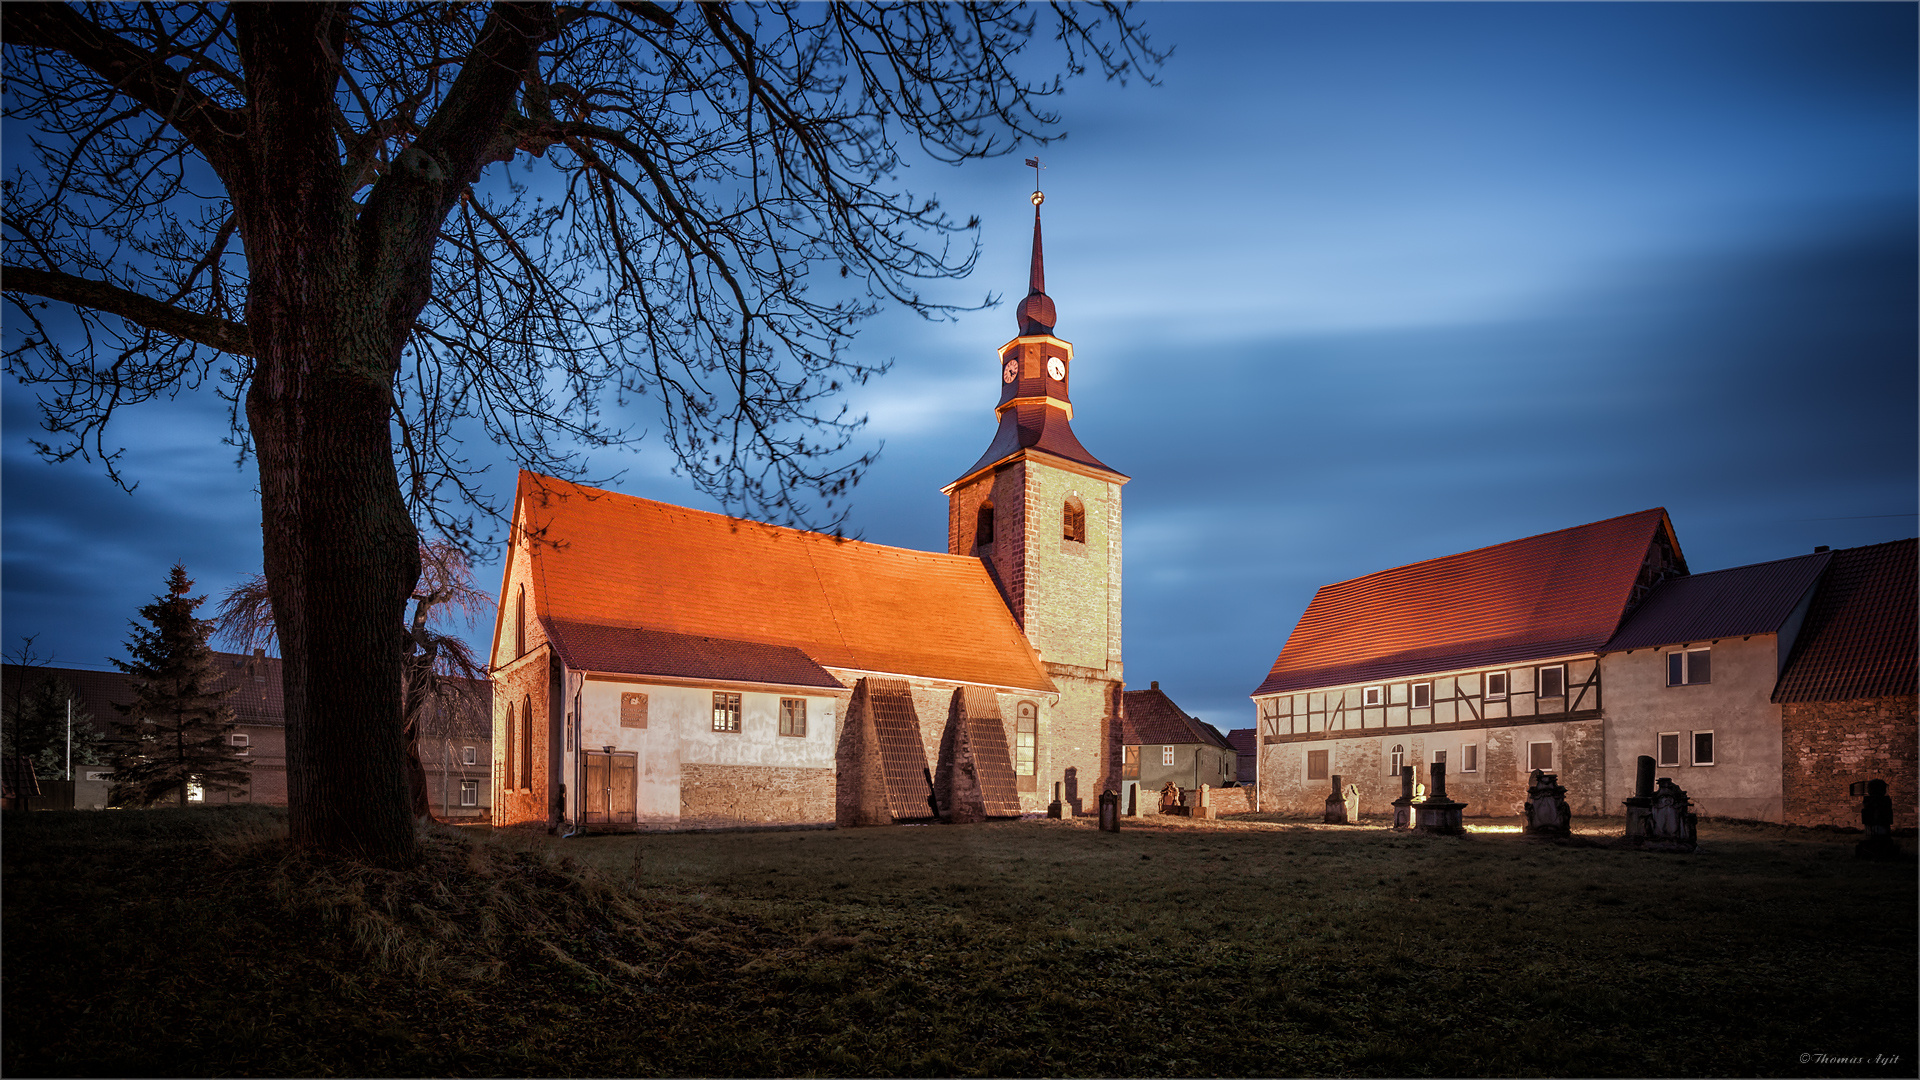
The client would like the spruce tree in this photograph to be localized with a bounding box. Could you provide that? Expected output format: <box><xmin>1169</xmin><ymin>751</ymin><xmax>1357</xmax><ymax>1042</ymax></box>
<box><xmin>2</xmin><ymin>675</ymin><xmax>106</xmax><ymax>779</ymax></box>
<box><xmin>112</xmin><ymin>565</ymin><xmax>248</xmax><ymax>807</ymax></box>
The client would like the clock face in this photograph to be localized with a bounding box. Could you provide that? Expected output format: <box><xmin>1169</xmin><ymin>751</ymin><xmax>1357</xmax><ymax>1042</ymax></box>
<box><xmin>1003</xmin><ymin>359</ymin><xmax>1018</xmax><ymax>384</ymax></box>
<box><xmin>1046</xmin><ymin>356</ymin><xmax>1066</xmax><ymax>381</ymax></box>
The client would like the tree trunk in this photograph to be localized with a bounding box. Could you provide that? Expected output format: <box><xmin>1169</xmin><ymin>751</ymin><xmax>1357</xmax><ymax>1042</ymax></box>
<box><xmin>238</xmin><ymin>6</ymin><xmax>420</xmax><ymax>864</ymax></box>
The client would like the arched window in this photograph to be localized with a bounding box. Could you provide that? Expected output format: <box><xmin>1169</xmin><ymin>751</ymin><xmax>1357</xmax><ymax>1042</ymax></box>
<box><xmin>975</xmin><ymin>503</ymin><xmax>995</xmax><ymax>549</ymax></box>
<box><xmin>1063</xmin><ymin>497</ymin><xmax>1086</xmax><ymax>544</ymax></box>
<box><xmin>1390</xmin><ymin>744</ymin><xmax>1405</xmax><ymax>775</ymax></box>
<box><xmin>503</xmin><ymin>701</ymin><xmax>516</xmax><ymax>793</ymax></box>
<box><xmin>514</xmin><ymin>584</ymin><xmax>527</xmax><ymax>658</ymax></box>
<box><xmin>1015</xmin><ymin>702</ymin><xmax>1037</xmax><ymax>790</ymax></box>
<box><xmin>520</xmin><ymin>693</ymin><xmax>534</xmax><ymax>790</ymax></box>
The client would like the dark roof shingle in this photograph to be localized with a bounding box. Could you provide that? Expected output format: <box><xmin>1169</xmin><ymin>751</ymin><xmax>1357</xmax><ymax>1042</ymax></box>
<box><xmin>1773</xmin><ymin>538</ymin><xmax>1917</xmax><ymax>703</ymax></box>
<box><xmin>1605</xmin><ymin>552</ymin><xmax>1830</xmax><ymax>652</ymax></box>
<box><xmin>1122</xmin><ymin>686</ymin><xmax>1232</xmax><ymax>749</ymax></box>
<box><xmin>544</xmin><ymin>619</ymin><xmax>842</xmax><ymax>689</ymax></box>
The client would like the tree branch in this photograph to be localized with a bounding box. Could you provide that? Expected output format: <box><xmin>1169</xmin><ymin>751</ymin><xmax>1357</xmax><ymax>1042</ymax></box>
<box><xmin>2</xmin><ymin>265</ymin><xmax>253</xmax><ymax>357</ymax></box>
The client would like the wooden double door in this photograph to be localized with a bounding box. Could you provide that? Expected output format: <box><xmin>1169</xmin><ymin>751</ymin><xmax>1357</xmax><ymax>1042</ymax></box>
<box><xmin>582</xmin><ymin>750</ymin><xmax>638</xmax><ymax>824</ymax></box>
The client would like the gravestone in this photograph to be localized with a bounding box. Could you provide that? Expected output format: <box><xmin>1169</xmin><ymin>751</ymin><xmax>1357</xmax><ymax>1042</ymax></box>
<box><xmin>1855</xmin><ymin>778</ymin><xmax>1902</xmax><ymax>861</ymax></box>
<box><xmin>1099</xmin><ymin>788</ymin><xmax>1121</xmax><ymax>832</ymax></box>
<box><xmin>1645</xmin><ymin>776</ymin><xmax>1697</xmax><ymax>849</ymax></box>
<box><xmin>1343</xmin><ymin>782</ymin><xmax>1361</xmax><ymax>823</ymax></box>
<box><xmin>1047</xmin><ymin>780</ymin><xmax>1066</xmax><ymax>819</ymax></box>
<box><xmin>1391</xmin><ymin>765</ymin><xmax>1415</xmax><ymax>831</ymax></box>
<box><xmin>1622</xmin><ymin>755</ymin><xmax>1655</xmax><ymax>842</ymax></box>
<box><xmin>1195</xmin><ymin>783</ymin><xmax>1215</xmax><ymax>820</ymax></box>
<box><xmin>1523</xmin><ymin>769</ymin><xmax>1571</xmax><ymax>836</ymax></box>
<box><xmin>1323</xmin><ymin>773</ymin><xmax>1349</xmax><ymax>824</ymax></box>
<box><xmin>1413</xmin><ymin>762</ymin><xmax>1466</xmax><ymax>836</ymax></box>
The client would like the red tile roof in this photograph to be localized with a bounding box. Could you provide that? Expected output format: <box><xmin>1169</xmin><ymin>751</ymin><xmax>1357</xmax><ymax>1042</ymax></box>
<box><xmin>508</xmin><ymin>473</ymin><xmax>1053</xmax><ymax>693</ymax></box>
<box><xmin>1254</xmin><ymin>509</ymin><xmax>1679</xmax><ymax>696</ymax></box>
<box><xmin>1605</xmin><ymin>551</ymin><xmax>1830</xmax><ymax>652</ymax></box>
<box><xmin>1773</xmin><ymin>538</ymin><xmax>1917</xmax><ymax>703</ymax></box>
<box><xmin>544</xmin><ymin>619</ymin><xmax>842</xmax><ymax>689</ymax></box>
<box><xmin>1121</xmin><ymin>685</ymin><xmax>1233</xmax><ymax>750</ymax></box>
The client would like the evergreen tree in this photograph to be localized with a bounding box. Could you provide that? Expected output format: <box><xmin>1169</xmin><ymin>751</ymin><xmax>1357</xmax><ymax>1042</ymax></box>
<box><xmin>2</xmin><ymin>675</ymin><xmax>106</xmax><ymax>779</ymax></box>
<box><xmin>111</xmin><ymin>565</ymin><xmax>248</xmax><ymax>807</ymax></box>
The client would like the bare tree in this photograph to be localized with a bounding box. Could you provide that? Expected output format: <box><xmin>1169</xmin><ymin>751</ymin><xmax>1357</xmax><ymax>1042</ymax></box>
<box><xmin>2</xmin><ymin>3</ymin><xmax>1163</xmax><ymax>860</ymax></box>
<box><xmin>217</xmin><ymin>538</ymin><xmax>490</xmax><ymax>819</ymax></box>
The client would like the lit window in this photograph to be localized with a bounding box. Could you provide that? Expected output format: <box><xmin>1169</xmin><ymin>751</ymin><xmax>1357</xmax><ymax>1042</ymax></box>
<box><xmin>621</xmin><ymin>692</ymin><xmax>649</xmax><ymax>729</ymax></box>
<box><xmin>712</xmin><ymin>692</ymin><xmax>742</xmax><ymax>733</ymax></box>
<box><xmin>462</xmin><ymin>745</ymin><xmax>478</xmax><ymax>766</ymax></box>
<box><xmin>1538</xmin><ymin>665</ymin><xmax>1565</xmax><ymax>698</ymax></box>
<box><xmin>1063</xmin><ymin>498</ymin><xmax>1086</xmax><ymax>544</ymax></box>
<box><xmin>1658</xmin><ymin>733</ymin><xmax>1681</xmax><ymax>768</ymax></box>
<box><xmin>1306</xmin><ymin>749</ymin><xmax>1328</xmax><ymax>781</ymax></box>
<box><xmin>460</xmin><ymin>779</ymin><xmax>479</xmax><ymax>807</ymax></box>
<box><xmin>1015</xmin><ymin>703</ymin><xmax>1037</xmax><ymax>775</ymax></box>
<box><xmin>1161</xmin><ymin>745</ymin><xmax>1175</xmax><ymax>767</ymax></box>
<box><xmin>1485</xmin><ymin>672</ymin><xmax>1509</xmax><ymax>701</ymax></box>
<box><xmin>1362</xmin><ymin>686</ymin><xmax>1383</xmax><ymax>707</ymax></box>
<box><xmin>1692</xmin><ymin>731</ymin><xmax>1715</xmax><ymax>766</ymax></box>
<box><xmin>1411</xmin><ymin>683</ymin><xmax>1432</xmax><ymax>709</ymax></box>
<box><xmin>779</xmin><ymin>698</ymin><xmax>807</xmax><ymax>738</ymax></box>
<box><xmin>1528</xmin><ymin>741</ymin><xmax>1553</xmax><ymax>771</ymax></box>
<box><xmin>1667</xmin><ymin>648</ymin><xmax>1711</xmax><ymax>686</ymax></box>
<box><xmin>187</xmin><ymin>781</ymin><xmax>204</xmax><ymax>803</ymax></box>
<box><xmin>1122</xmin><ymin>745</ymin><xmax>1140</xmax><ymax>780</ymax></box>
<box><xmin>1462</xmin><ymin>744</ymin><xmax>1479</xmax><ymax>772</ymax></box>
<box><xmin>1389</xmin><ymin>744</ymin><xmax>1404</xmax><ymax>774</ymax></box>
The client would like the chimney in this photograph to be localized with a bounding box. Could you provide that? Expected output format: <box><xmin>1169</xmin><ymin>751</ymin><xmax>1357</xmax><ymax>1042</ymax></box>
<box><xmin>1150</xmin><ymin>681</ymin><xmax>1159</xmax><ymax>690</ymax></box>
<box><xmin>1814</xmin><ymin>545</ymin><xmax>1830</xmax><ymax>553</ymax></box>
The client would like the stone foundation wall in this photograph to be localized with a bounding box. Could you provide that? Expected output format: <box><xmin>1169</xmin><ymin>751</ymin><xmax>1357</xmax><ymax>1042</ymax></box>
<box><xmin>1782</xmin><ymin>695</ymin><xmax>1917</xmax><ymax>830</ymax></box>
<box><xmin>681</xmin><ymin>762</ymin><xmax>835</xmax><ymax>827</ymax></box>
<box><xmin>1199</xmin><ymin>786</ymin><xmax>1255</xmax><ymax>815</ymax></box>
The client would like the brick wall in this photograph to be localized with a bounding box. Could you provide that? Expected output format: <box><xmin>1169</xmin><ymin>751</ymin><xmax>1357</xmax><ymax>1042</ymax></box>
<box><xmin>492</xmin><ymin>649</ymin><xmax>553</xmax><ymax>827</ymax></box>
<box><xmin>1782</xmin><ymin>694</ymin><xmax>1917</xmax><ymax>830</ymax></box>
<box><xmin>681</xmin><ymin>762</ymin><xmax>834</xmax><ymax>826</ymax></box>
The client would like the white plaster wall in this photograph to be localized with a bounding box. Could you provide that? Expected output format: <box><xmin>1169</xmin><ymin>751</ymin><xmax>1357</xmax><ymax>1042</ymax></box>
<box><xmin>573</xmin><ymin>677</ymin><xmax>839</xmax><ymax>823</ymax></box>
<box><xmin>1600</xmin><ymin>635</ymin><xmax>1784</xmax><ymax>822</ymax></box>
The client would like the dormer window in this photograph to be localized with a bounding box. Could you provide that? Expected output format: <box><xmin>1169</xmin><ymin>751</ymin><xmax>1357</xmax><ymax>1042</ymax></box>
<box><xmin>975</xmin><ymin>504</ymin><xmax>995</xmax><ymax>548</ymax></box>
<box><xmin>1063</xmin><ymin>498</ymin><xmax>1086</xmax><ymax>544</ymax></box>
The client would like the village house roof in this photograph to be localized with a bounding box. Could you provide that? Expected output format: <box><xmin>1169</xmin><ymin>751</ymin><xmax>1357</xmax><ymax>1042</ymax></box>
<box><xmin>544</xmin><ymin>619</ymin><xmax>842</xmax><ymax>689</ymax></box>
<box><xmin>1773</xmin><ymin>537</ymin><xmax>1917</xmax><ymax>703</ymax></box>
<box><xmin>1604</xmin><ymin>551</ymin><xmax>1831</xmax><ymax>652</ymax></box>
<box><xmin>1254</xmin><ymin>508</ymin><xmax>1681</xmax><ymax>697</ymax></box>
<box><xmin>1226</xmin><ymin>728</ymin><xmax>1258</xmax><ymax>784</ymax></box>
<box><xmin>506</xmin><ymin>472</ymin><xmax>1055</xmax><ymax>694</ymax></box>
<box><xmin>1121</xmin><ymin>683</ymin><xmax>1234</xmax><ymax>750</ymax></box>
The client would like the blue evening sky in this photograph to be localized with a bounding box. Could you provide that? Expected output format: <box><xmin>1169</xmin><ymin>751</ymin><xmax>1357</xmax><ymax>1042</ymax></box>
<box><xmin>5</xmin><ymin>3</ymin><xmax>1915</xmax><ymax>731</ymax></box>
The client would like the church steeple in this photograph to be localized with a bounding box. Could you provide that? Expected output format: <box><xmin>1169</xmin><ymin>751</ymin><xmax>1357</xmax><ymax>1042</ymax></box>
<box><xmin>1016</xmin><ymin>193</ymin><xmax>1057</xmax><ymax>336</ymax></box>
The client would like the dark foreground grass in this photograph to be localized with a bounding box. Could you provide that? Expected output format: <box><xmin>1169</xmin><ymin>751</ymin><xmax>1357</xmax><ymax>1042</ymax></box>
<box><xmin>4</xmin><ymin>808</ymin><xmax>1914</xmax><ymax>1078</ymax></box>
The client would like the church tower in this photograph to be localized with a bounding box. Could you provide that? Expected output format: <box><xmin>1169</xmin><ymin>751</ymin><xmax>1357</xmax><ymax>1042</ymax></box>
<box><xmin>941</xmin><ymin>181</ymin><xmax>1127</xmax><ymax>812</ymax></box>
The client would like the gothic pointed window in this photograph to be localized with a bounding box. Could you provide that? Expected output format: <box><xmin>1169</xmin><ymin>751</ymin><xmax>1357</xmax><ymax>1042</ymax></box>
<box><xmin>515</xmin><ymin>584</ymin><xmax>527</xmax><ymax>658</ymax></box>
<box><xmin>1015</xmin><ymin>701</ymin><xmax>1037</xmax><ymax>791</ymax></box>
<box><xmin>503</xmin><ymin>701</ymin><xmax>516</xmax><ymax>792</ymax></box>
<box><xmin>520</xmin><ymin>693</ymin><xmax>534</xmax><ymax>790</ymax></box>
<box><xmin>1063</xmin><ymin>497</ymin><xmax>1086</xmax><ymax>544</ymax></box>
<box><xmin>975</xmin><ymin>503</ymin><xmax>995</xmax><ymax>549</ymax></box>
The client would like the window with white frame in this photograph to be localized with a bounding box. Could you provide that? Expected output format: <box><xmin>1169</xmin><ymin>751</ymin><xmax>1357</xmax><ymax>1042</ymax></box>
<box><xmin>1411</xmin><ymin>682</ymin><xmax>1432</xmax><ymax>709</ymax></box>
<box><xmin>1462</xmin><ymin>743</ymin><xmax>1479</xmax><ymax>772</ymax></box>
<box><xmin>1538</xmin><ymin>665</ymin><xmax>1565</xmax><ymax>698</ymax></box>
<box><xmin>462</xmin><ymin>745</ymin><xmax>478</xmax><ymax>766</ymax></box>
<box><xmin>1527</xmin><ymin>741</ymin><xmax>1553</xmax><ymax>771</ymax></box>
<box><xmin>1389</xmin><ymin>743</ymin><xmax>1405</xmax><ymax>775</ymax></box>
<box><xmin>1692</xmin><ymin>731</ymin><xmax>1715</xmax><ymax>766</ymax></box>
<box><xmin>1161</xmin><ymin>745</ymin><xmax>1175</xmax><ymax>767</ymax></box>
<box><xmin>1363</xmin><ymin>685</ymin><xmax>1383</xmax><ymax>707</ymax></box>
<box><xmin>1667</xmin><ymin>648</ymin><xmax>1711</xmax><ymax>686</ymax></box>
<box><xmin>1485</xmin><ymin>672</ymin><xmax>1509</xmax><ymax>701</ymax></box>
<box><xmin>1658</xmin><ymin>732</ymin><xmax>1682</xmax><ymax>768</ymax></box>
<box><xmin>460</xmin><ymin>779</ymin><xmax>479</xmax><ymax>807</ymax></box>
<box><xmin>230</xmin><ymin>733</ymin><xmax>249</xmax><ymax>756</ymax></box>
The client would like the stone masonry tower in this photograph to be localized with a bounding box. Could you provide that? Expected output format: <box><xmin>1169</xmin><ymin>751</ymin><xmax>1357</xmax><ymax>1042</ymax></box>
<box><xmin>941</xmin><ymin>182</ymin><xmax>1127</xmax><ymax>813</ymax></box>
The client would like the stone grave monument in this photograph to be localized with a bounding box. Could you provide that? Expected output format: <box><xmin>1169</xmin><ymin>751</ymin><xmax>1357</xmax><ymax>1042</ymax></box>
<box><xmin>1413</xmin><ymin>762</ymin><xmax>1466</xmax><ymax>836</ymax></box>
<box><xmin>1098</xmin><ymin>788</ymin><xmax>1121</xmax><ymax>832</ymax></box>
<box><xmin>1622</xmin><ymin>755</ymin><xmax>1655</xmax><ymax>842</ymax></box>
<box><xmin>1523</xmin><ymin>769</ymin><xmax>1571</xmax><ymax>836</ymax></box>
<box><xmin>1646</xmin><ymin>776</ymin><xmax>1698</xmax><ymax>849</ymax></box>
<box><xmin>1391</xmin><ymin>765</ymin><xmax>1415</xmax><ymax>831</ymax></box>
<box><xmin>1047</xmin><ymin>780</ymin><xmax>1069</xmax><ymax>819</ymax></box>
<box><xmin>1323</xmin><ymin>774</ymin><xmax>1348</xmax><ymax>824</ymax></box>
<box><xmin>1195</xmin><ymin>784</ymin><xmax>1215</xmax><ymax>820</ymax></box>
<box><xmin>1855</xmin><ymin>778</ymin><xmax>1902</xmax><ymax>861</ymax></box>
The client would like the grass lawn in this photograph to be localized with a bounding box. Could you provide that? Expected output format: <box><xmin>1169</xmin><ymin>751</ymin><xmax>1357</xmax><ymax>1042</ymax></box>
<box><xmin>4</xmin><ymin>806</ymin><xmax>1914</xmax><ymax>1077</ymax></box>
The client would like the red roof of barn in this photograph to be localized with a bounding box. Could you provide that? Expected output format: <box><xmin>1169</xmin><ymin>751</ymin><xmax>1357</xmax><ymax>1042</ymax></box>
<box><xmin>1605</xmin><ymin>551</ymin><xmax>1830</xmax><ymax>652</ymax></box>
<box><xmin>544</xmin><ymin>619</ymin><xmax>842</xmax><ymax>689</ymax></box>
<box><xmin>507</xmin><ymin>473</ymin><xmax>1053</xmax><ymax>693</ymax></box>
<box><xmin>1773</xmin><ymin>538</ymin><xmax>1917</xmax><ymax>703</ymax></box>
<box><xmin>1121</xmin><ymin>685</ymin><xmax>1233</xmax><ymax>749</ymax></box>
<box><xmin>1254</xmin><ymin>509</ymin><xmax>1680</xmax><ymax>696</ymax></box>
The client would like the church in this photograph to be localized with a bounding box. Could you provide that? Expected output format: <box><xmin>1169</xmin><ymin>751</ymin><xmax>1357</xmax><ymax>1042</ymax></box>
<box><xmin>488</xmin><ymin>190</ymin><xmax>1128</xmax><ymax>829</ymax></box>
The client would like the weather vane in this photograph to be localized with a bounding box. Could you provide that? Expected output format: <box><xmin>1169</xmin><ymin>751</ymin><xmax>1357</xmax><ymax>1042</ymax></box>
<box><xmin>1025</xmin><ymin>156</ymin><xmax>1044</xmax><ymax>205</ymax></box>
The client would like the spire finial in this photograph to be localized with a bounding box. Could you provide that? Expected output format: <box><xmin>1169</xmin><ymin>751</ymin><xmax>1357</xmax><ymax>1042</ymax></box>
<box><xmin>1017</xmin><ymin>157</ymin><xmax>1055</xmax><ymax>334</ymax></box>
